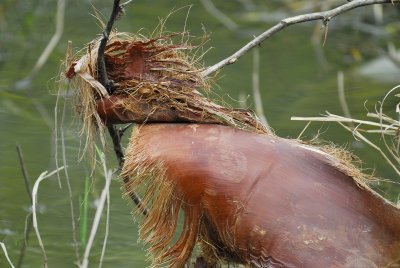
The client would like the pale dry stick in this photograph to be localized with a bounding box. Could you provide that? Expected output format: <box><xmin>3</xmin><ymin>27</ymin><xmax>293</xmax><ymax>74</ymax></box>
<box><xmin>98</xmin><ymin>152</ymin><xmax>111</xmax><ymax>268</ymax></box>
<box><xmin>297</xmin><ymin>121</ymin><xmax>312</xmax><ymax>140</ymax></box>
<box><xmin>364</xmin><ymin>129</ymin><xmax>396</xmax><ymax>134</ymax></box>
<box><xmin>200</xmin><ymin>0</ymin><xmax>238</xmax><ymax>31</ymax></box>
<box><xmin>337</xmin><ymin>71</ymin><xmax>353</xmax><ymax>122</ymax></box>
<box><xmin>0</xmin><ymin>242</ymin><xmax>16</xmax><ymax>268</ymax></box>
<box><xmin>251</xmin><ymin>47</ymin><xmax>271</xmax><ymax>131</ymax></box>
<box><xmin>291</xmin><ymin>114</ymin><xmax>398</xmax><ymax>130</ymax></box>
<box><xmin>15</xmin><ymin>0</ymin><xmax>66</xmax><ymax>89</ymax></box>
<box><xmin>367</xmin><ymin>112</ymin><xmax>399</xmax><ymax>125</ymax></box>
<box><xmin>201</xmin><ymin>0</ymin><xmax>399</xmax><ymax>77</ymax></box>
<box><xmin>378</xmin><ymin>85</ymin><xmax>400</xmax><ymax>164</ymax></box>
<box><xmin>311</xmin><ymin>23</ymin><xmax>329</xmax><ymax>71</ymax></box>
<box><xmin>338</xmin><ymin>122</ymin><xmax>400</xmax><ymax>177</ymax></box>
<box><xmin>291</xmin><ymin>114</ymin><xmax>400</xmax><ymax>176</ymax></box>
<box><xmin>98</xmin><ymin>187</ymin><xmax>110</xmax><ymax>268</ymax></box>
<box><xmin>32</xmin><ymin>167</ymin><xmax>65</xmax><ymax>268</ymax></box>
<box><xmin>80</xmin><ymin>152</ymin><xmax>112</xmax><ymax>268</ymax></box>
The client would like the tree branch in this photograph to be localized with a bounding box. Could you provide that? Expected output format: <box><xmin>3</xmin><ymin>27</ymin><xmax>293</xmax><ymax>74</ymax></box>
<box><xmin>97</xmin><ymin>0</ymin><xmax>122</xmax><ymax>94</ymax></box>
<box><xmin>108</xmin><ymin>126</ymin><xmax>148</xmax><ymax>216</ymax></box>
<box><xmin>201</xmin><ymin>0</ymin><xmax>399</xmax><ymax>77</ymax></box>
<box><xmin>97</xmin><ymin>0</ymin><xmax>148</xmax><ymax>216</ymax></box>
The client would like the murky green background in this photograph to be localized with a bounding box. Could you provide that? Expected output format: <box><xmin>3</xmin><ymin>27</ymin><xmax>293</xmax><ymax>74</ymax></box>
<box><xmin>1</xmin><ymin>1</ymin><xmax>399</xmax><ymax>267</ymax></box>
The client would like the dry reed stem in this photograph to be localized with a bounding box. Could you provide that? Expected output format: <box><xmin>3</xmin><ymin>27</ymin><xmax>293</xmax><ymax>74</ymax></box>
<box><xmin>292</xmin><ymin>114</ymin><xmax>398</xmax><ymax>130</ymax></box>
<box><xmin>292</xmin><ymin>85</ymin><xmax>400</xmax><ymax>182</ymax></box>
<box><xmin>0</xmin><ymin>242</ymin><xmax>16</xmax><ymax>268</ymax></box>
<box><xmin>251</xmin><ymin>47</ymin><xmax>271</xmax><ymax>131</ymax></box>
<box><xmin>32</xmin><ymin>167</ymin><xmax>65</xmax><ymax>268</ymax></box>
<box><xmin>293</xmin><ymin>113</ymin><xmax>400</xmax><ymax>177</ymax></box>
<box><xmin>337</xmin><ymin>71</ymin><xmax>353</xmax><ymax>122</ymax></box>
<box><xmin>80</xmin><ymin>150</ymin><xmax>112</xmax><ymax>268</ymax></box>
<box><xmin>339</xmin><ymin>122</ymin><xmax>400</xmax><ymax>177</ymax></box>
<box><xmin>99</xmin><ymin>153</ymin><xmax>111</xmax><ymax>268</ymax></box>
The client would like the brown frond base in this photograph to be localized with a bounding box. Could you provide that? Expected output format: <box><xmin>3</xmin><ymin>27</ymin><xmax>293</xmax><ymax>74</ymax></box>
<box><xmin>65</xmin><ymin>31</ymin><xmax>269</xmax><ymax>155</ymax></box>
<box><xmin>122</xmin><ymin>123</ymin><xmax>400</xmax><ymax>268</ymax></box>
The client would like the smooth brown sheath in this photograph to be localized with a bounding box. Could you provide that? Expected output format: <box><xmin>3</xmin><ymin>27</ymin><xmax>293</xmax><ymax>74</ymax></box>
<box><xmin>123</xmin><ymin>123</ymin><xmax>400</xmax><ymax>268</ymax></box>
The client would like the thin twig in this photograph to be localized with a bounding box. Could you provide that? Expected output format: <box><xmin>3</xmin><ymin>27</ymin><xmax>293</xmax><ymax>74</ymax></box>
<box><xmin>297</xmin><ymin>121</ymin><xmax>312</xmax><ymax>140</ymax></box>
<box><xmin>96</xmin><ymin>0</ymin><xmax>148</xmax><ymax>216</ymax></box>
<box><xmin>251</xmin><ymin>47</ymin><xmax>270</xmax><ymax>129</ymax></box>
<box><xmin>201</xmin><ymin>0</ymin><xmax>399</xmax><ymax>77</ymax></box>
<box><xmin>15</xmin><ymin>145</ymin><xmax>33</xmax><ymax>268</ymax></box>
<box><xmin>118</xmin><ymin>123</ymin><xmax>134</xmax><ymax>138</ymax></box>
<box><xmin>16</xmin><ymin>145</ymin><xmax>32</xmax><ymax>203</ymax></box>
<box><xmin>97</xmin><ymin>0</ymin><xmax>122</xmax><ymax>94</ymax></box>
<box><xmin>108</xmin><ymin>126</ymin><xmax>148</xmax><ymax>216</ymax></box>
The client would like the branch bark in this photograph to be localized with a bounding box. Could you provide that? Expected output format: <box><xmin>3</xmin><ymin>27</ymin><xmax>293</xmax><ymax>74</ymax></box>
<box><xmin>97</xmin><ymin>0</ymin><xmax>122</xmax><ymax>94</ymax></box>
<box><xmin>201</xmin><ymin>0</ymin><xmax>399</xmax><ymax>77</ymax></box>
<box><xmin>107</xmin><ymin>126</ymin><xmax>148</xmax><ymax>215</ymax></box>
<box><xmin>97</xmin><ymin>0</ymin><xmax>148</xmax><ymax>216</ymax></box>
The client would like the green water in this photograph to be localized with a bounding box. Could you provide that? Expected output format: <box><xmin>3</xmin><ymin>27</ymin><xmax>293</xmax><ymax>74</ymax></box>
<box><xmin>0</xmin><ymin>1</ymin><xmax>399</xmax><ymax>267</ymax></box>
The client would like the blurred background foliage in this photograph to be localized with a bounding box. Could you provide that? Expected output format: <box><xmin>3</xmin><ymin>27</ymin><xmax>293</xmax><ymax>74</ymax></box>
<box><xmin>0</xmin><ymin>0</ymin><xmax>400</xmax><ymax>267</ymax></box>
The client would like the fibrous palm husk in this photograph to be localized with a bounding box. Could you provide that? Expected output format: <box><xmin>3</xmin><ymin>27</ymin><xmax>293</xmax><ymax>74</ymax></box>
<box><xmin>65</xmin><ymin>31</ymin><xmax>269</xmax><ymax>153</ymax></box>
<box><xmin>63</xmin><ymin>26</ymin><xmax>400</xmax><ymax>268</ymax></box>
<box><xmin>122</xmin><ymin>123</ymin><xmax>400</xmax><ymax>268</ymax></box>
